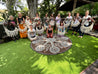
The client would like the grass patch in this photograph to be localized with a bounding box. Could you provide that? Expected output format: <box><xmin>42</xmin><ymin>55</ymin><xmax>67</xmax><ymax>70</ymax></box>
<box><xmin>0</xmin><ymin>31</ymin><xmax>98</xmax><ymax>74</ymax></box>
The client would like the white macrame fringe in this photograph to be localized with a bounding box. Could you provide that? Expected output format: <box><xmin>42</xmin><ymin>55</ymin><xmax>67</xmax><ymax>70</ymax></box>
<box><xmin>28</xmin><ymin>33</ymin><xmax>37</xmax><ymax>41</ymax></box>
<box><xmin>71</xmin><ymin>20</ymin><xmax>80</xmax><ymax>27</ymax></box>
<box><xmin>58</xmin><ymin>26</ymin><xmax>66</xmax><ymax>36</ymax></box>
<box><xmin>36</xmin><ymin>27</ymin><xmax>44</xmax><ymax>35</ymax></box>
<box><xmin>18</xmin><ymin>25</ymin><xmax>27</xmax><ymax>33</ymax></box>
<box><xmin>63</xmin><ymin>21</ymin><xmax>70</xmax><ymax>27</ymax></box>
<box><xmin>80</xmin><ymin>23</ymin><xmax>94</xmax><ymax>33</ymax></box>
<box><xmin>4</xmin><ymin>27</ymin><xmax>18</xmax><ymax>37</ymax></box>
<box><xmin>58</xmin><ymin>30</ymin><xmax>65</xmax><ymax>36</ymax></box>
<box><xmin>50</xmin><ymin>21</ymin><xmax>55</xmax><ymax>26</ymax></box>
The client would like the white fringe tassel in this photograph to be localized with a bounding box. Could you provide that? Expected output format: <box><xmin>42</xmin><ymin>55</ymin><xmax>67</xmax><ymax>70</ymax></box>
<box><xmin>63</xmin><ymin>21</ymin><xmax>70</xmax><ymax>27</ymax></box>
<box><xmin>80</xmin><ymin>22</ymin><xmax>94</xmax><ymax>33</ymax></box>
<box><xmin>36</xmin><ymin>27</ymin><xmax>44</xmax><ymax>35</ymax></box>
<box><xmin>18</xmin><ymin>25</ymin><xmax>27</xmax><ymax>33</ymax></box>
<box><xmin>71</xmin><ymin>20</ymin><xmax>80</xmax><ymax>27</ymax></box>
<box><xmin>58</xmin><ymin>27</ymin><xmax>65</xmax><ymax>36</ymax></box>
<box><xmin>28</xmin><ymin>32</ymin><xmax>37</xmax><ymax>41</ymax></box>
<box><xmin>4</xmin><ymin>27</ymin><xmax>18</xmax><ymax>37</ymax></box>
<box><xmin>50</xmin><ymin>21</ymin><xmax>55</xmax><ymax>26</ymax></box>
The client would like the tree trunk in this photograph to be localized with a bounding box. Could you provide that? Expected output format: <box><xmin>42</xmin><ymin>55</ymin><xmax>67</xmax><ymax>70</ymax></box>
<box><xmin>34</xmin><ymin>0</ymin><xmax>37</xmax><ymax>15</ymax></box>
<box><xmin>6</xmin><ymin>0</ymin><xmax>16</xmax><ymax>15</ymax></box>
<box><xmin>27</xmin><ymin>0</ymin><xmax>38</xmax><ymax>18</ymax></box>
<box><xmin>72</xmin><ymin>0</ymin><xmax>77</xmax><ymax>17</ymax></box>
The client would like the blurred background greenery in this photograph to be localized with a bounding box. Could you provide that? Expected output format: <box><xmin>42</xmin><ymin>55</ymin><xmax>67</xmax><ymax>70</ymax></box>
<box><xmin>0</xmin><ymin>0</ymin><xmax>98</xmax><ymax>20</ymax></box>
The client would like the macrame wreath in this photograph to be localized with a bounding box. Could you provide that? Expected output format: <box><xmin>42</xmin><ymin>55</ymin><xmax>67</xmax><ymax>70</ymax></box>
<box><xmin>18</xmin><ymin>25</ymin><xmax>27</xmax><ymax>33</ymax></box>
<box><xmin>50</xmin><ymin>20</ymin><xmax>55</xmax><ymax>26</ymax></box>
<box><xmin>33</xmin><ymin>18</ymin><xmax>41</xmax><ymax>28</ymax></box>
<box><xmin>63</xmin><ymin>20</ymin><xmax>72</xmax><ymax>27</ymax></box>
<box><xmin>28</xmin><ymin>31</ymin><xmax>37</xmax><ymax>41</ymax></box>
<box><xmin>31</xmin><ymin>35</ymin><xmax>72</xmax><ymax>55</ymax></box>
<box><xmin>36</xmin><ymin>26</ymin><xmax>44</xmax><ymax>35</ymax></box>
<box><xmin>71</xmin><ymin>20</ymin><xmax>80</xmax><ymax>27</ymax></box>
<box><xmin>80</xmin><ymin>20</ymin><xmax>94</xmax><ymax>33</ymax></box>
<box><xmin>34</xmin><ymin>18</ymin><xmax>40</xmax><ymax>21</ymax></box>
<box><xmin>4</xmin><ymin>26</ymin><xmax>18</xmax><ymax>37</ymax></box>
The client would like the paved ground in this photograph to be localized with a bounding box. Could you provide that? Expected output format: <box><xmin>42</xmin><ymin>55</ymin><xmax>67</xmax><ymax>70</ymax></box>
<box><xmin>80</xmin><ymin>59</ymin><xmax>98</xmax><ymax>74</ymax></box>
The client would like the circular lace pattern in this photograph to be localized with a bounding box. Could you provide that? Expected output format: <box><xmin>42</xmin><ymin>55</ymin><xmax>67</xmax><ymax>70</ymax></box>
<box><xmin>31</xmin><ymin>35</ymin><xmax>72</xmax><ymax>55</ymax></box>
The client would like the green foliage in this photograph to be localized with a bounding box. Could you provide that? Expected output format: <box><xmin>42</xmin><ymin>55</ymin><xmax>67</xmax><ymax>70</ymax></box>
<box><xmin>74</xmin><ymin>2</ymin><xmax>98</xmax><ymax>16</ymax></box>
<box><xmin>1</xmin><ymin>0</ymin><xmax>98</xmax><ymax>19</ymax></box>
<box><xmin>39</xmin><ymin>0</ymin><xmax>65</xmax><ymax>18</ymax></box>
<box><xmin>1</xmin><ymin>0</ymin><xmax>25</xmax><ymax>16</ymax></box>
<box><xmin>58</xmin><ymin>11</ymin><xmax>67</xmax><ymax>17</ymax></box>
<box><xmin>90</xmin><ymin>2</ymin><xmax>98</xmax><ymax>15</ymax></box>
<box><xmin>2</xmin><ymin>0</ymin><xmax>6</xmax><ymax>2</ymax></box>
<box><xmin>0</xmin><ymin>0</ymin><xmax>28</xmax><ymax>21</ymax></box>
<box><xmin>23</xmin><ymin>6</ymin><xmax>28</xmax><ymax>11</ymax></box>
<box><xmin>39</xmin><ymin>0</ymin><xmax>52</xmax><ymax>18</ymax></box>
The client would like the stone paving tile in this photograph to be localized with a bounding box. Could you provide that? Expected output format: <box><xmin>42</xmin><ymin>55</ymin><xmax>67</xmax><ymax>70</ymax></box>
<box><xmin>80</xmin><ymin>59</ymin><xmax>98</xmax><ymax>74</ymax></box>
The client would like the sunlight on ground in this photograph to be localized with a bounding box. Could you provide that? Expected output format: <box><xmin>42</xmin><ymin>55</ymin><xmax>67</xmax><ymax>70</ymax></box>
<box><xmin>30</xmin><ymin>55</ymin><xmax>81</xmax><ymax>74</ymax></box>
<box><xmin>0</xmin><ymin>33</ymin><xmax>98</xmax><ymax>74</ymax></box>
